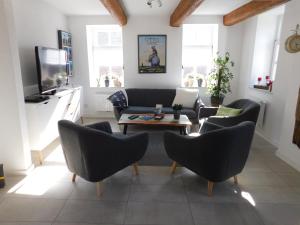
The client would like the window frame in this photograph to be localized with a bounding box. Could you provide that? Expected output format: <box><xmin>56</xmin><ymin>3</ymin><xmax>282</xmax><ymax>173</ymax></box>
<box><xmin>86</xmin><ymin>25</ymin><xmax>124</xmax><ymax>88</ymax></box>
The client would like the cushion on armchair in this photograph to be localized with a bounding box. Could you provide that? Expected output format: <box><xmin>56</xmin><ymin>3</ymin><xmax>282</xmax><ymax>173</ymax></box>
<box><xmin>215</xmin><ymin>106</ymin><xmax>242</xmax><ymax>117</ymax></box>
<box><xmin>108</xmin><ymin>90</ymin><xmax>127</xmax><ymax>108</ymax></box>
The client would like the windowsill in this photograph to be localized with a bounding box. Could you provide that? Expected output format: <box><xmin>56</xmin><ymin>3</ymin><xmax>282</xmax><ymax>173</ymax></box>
<box><xmin>249</xmin><ymin>86</ymin><xmax>273</xmax><ymax>95</ymax></box>
<box><xmin>90</xmin><ymin>87</ymin><xmax>124</xmax><ymax>92</ymax></box>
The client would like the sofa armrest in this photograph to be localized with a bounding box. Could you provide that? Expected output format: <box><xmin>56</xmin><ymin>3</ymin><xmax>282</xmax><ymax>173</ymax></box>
<box><xmin>199</xmin><ymin>107</ymin><xmax>218</xmax><ymax>119</ymax></box>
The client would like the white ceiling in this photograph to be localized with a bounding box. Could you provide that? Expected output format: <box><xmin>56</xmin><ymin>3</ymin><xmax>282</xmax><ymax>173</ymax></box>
<box><xmin>193</xmin><ymin>0</ymin><xmax>251</xmax><ymax>15</ymax></box>
<box><xmin>42</xmin><ymin>0</ymin><xmax>253</xmax><ymax>16</ymax></box>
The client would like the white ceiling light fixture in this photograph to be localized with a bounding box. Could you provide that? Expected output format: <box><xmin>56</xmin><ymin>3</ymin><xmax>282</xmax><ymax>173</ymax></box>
<box><xmin>147</xmin><ymin>0</ymin><xmax>162</xmax><ymax>8</ymax></box>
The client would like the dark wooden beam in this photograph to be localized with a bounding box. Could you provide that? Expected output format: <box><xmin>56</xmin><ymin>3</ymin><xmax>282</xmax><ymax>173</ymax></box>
<box><xmin>223</xmin><ymin>0</ymin><xmax>290</xmax><ymax>26</ymax></box>
<box><xmin>100</xmin><ymin>0</ymin><xmax>127</xmax><ymax>26</ymax></box>
<box><xmin>170</xmin><ymin>0</ymin><xmax>205</xmax><ymax>27</ymax></box>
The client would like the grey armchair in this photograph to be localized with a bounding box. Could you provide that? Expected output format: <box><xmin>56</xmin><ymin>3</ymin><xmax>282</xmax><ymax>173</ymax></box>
<box><xmin>199</xmin><ymin>99</ymin><xmax>260</xmax><ymax>127</ymax></box>
<box><xmin>164</xmin><ymin>121</ymin><xmax>255</xmax><ymax>196</ymax></box>
<box><xmin>58</xmin><ymin>120</ymin><xmax>148</xmax><ymax>197</ymax></box>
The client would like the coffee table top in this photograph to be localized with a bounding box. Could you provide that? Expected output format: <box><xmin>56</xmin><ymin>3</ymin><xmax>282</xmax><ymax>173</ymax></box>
<box><xmin>118</xmin><ymin>114</ymin><xmax>192</xmax><ymax>127</ymax></box>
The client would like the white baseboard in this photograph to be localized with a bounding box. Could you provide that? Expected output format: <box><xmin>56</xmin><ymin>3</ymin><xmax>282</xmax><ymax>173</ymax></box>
<box><xmin>276</xmin><ymin>151</ymin><xmax>300</xmax><ymax>173</ymax></box>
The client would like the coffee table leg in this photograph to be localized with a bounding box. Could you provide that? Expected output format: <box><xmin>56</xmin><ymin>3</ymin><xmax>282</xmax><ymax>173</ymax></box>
<box><xmin>183</xmin><ymin>126</ymin><xmax>187</xmax><ymax>135</ymax></box>
<box><xmin>179</xmin><ymin>127</ymin><xmax>183</xmax><ymax>135</ymax></box>
<box><xmin>123</xmin><ymin>124</ymin><xmax>128</xmax><ymax>135</ymax></box>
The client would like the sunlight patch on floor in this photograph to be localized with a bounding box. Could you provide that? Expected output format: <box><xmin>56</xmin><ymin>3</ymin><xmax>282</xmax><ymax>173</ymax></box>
<box><xmin>7</xmin><ymin>164</ymin><xmax>70</xmax><ymax>196</ymax></box>
<box><xmin>241</xmin><ymin>191</ymin><xmax>256</xmax><ymax>206</ymax></box>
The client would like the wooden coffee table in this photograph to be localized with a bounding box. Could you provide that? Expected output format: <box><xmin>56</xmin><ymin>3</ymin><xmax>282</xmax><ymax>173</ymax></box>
<box><xmin>118</xmin><ymin>113</ymin><xmax>192</xmax><ymax>135</ymax></box>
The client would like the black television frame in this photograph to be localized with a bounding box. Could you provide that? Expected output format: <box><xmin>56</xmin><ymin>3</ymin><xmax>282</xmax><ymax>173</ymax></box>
<box><xmin>35</xmin><ymin>46</ymin><xmax>66</xmax><ymax>95</ymax></box>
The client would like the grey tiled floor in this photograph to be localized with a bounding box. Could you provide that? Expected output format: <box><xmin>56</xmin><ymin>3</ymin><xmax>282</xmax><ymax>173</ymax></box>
<box><xmin>1</xmin><ymin>118</ymin><xmax>300</xmax><ymax>225</ymax></box>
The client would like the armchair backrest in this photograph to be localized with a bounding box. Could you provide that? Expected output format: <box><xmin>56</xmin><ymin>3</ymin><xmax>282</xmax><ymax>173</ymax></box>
<box><xmin>226</xmin><ymin>99</ymin><xmax>260</xmax><ymax>124</ymax></box>
<box><xmin>200</xmin><ymin>121</ymin><xmax>255</xmax><ymax>181</ymax></box>
<box><xmin>58</xmin><ymin>120</ymin><xmax>89</xmax><ymax>179</ymax></box>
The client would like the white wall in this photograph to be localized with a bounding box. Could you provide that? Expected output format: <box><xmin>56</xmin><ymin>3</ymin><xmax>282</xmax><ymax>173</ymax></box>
<box><xmin>0</xmin><ymin>0</ymin><xmax>32</xmax><ymax>173</ymax></box>
<box><xmin>237</xmin><ymin>10</ymin><xmax>286</xmax><ymax>146</ymax></box>
<box><xmin>69</xmin><ymin>15</ymin><xmax>244</xmax><ymax>115</ymax></box>
<box><xmin>123</xmin><ymin>15</ymin><xmax>182</xmax><ymax>89</ymax></box>
<box><xmin>236</xmin><ymin>1</ymin><xmax>300</xmax><ymax>171</ymax></box>
<box><xmin>12</xmin><ymin>0</ymin><xmax>68</xmax><ymax>96</ymax></box>
<box><xmin>275</xmin><ymin>0</ymin><xmax>300</xmax><ymax>171</ymax></box>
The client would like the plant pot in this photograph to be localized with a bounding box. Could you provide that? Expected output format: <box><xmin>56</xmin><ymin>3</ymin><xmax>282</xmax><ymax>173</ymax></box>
<box><xmin>105</xmin><ymin>79</ymin><xmax>109</xmax><ymax>87</ymax></box>
<box><xmin>173</xmin><ymin>111</ymin><xmax>180</xmax><ymax>120</ymax></box>
<box><xmin>210</xmin><ymin>95</ymin><xmax>224</xmax><ymax>107</ymax></box>
<box><xmin>197</xmin><ymin>79</ymin><xmax>203</xmax><ymax>87</ymax></box>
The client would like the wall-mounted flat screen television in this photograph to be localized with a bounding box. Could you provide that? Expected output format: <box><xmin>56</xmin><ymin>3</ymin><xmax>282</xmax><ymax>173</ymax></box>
<box><xmin>35</xmin><ymin>46</ymin><xmax>67</xmax><ymax>94</ymax></box>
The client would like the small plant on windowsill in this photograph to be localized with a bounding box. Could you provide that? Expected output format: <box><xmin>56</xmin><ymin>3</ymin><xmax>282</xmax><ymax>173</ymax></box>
<box><xmin>172</xmin><ymin>104</ymin><xmax>183</xmax><ymax>120</ymax></box>
<box><xmin>96</xmin><ymin>78</ymin><xmax>101</xmax><ymax>87</ymax></box>
<box><xmin>104</xmin><ymin>75</ymin><xmax>110</xmax><ymax>87</ymax></box>
<box><xmin>208</xmin><ymin>52</ymin><xmax>234</xmax><ymax>107</ymax></box>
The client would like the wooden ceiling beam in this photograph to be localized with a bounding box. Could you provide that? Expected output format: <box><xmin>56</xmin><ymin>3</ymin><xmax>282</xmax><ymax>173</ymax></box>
<box><xmin>170</xmin><ymin>0</ymin><xmax>204</xmax><ymax>27</ymax></box>
<box><xmin>223</xmin><ymin>0</ymin><xmax>290</xmax><ymax>26</ymax></box>
<box><xmin>100</xmin><ymin>0</ymin><xmax>127</xmax><ymax>26</ymax></box>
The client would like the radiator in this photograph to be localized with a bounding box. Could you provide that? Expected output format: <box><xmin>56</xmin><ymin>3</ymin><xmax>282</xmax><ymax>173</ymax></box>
<box><xmin>256</xmin><ymin>100</ymin><xmax>267</xmax><ymax>128</ymax></box>
<box><xmin>95</xmin><ymin>93</ymin><xmax>113</xmax><ymax>112</ymax></box>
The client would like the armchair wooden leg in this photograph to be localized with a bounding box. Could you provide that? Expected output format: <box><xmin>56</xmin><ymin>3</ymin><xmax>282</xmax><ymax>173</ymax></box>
<box><xmin>208</xmin><ymin>181</ymin><xmax>214</xmax><ymax>197</ymax></box>
<box><xmin>133</xmin><ymin>163</ymin><xmax>139</xmax><ymax>176</ymax></box>
<box><xmin>96</xmin><ymin>181</ymin><xmax>103</xmax><ymax>198</ymax></box>
<box><xmin>72</xmin><ymin>174</ymin><xmax>76</xmax><ymax>182</ymax></box>
<box><xmin>170</xmin><ymin>161</ymin><xmax>177</xmax><ymax>174</ymax></box>
<box><xmin>234</xmin><ymin>175</ymin><xmax>238</xmax><ymax>185</ymax></box>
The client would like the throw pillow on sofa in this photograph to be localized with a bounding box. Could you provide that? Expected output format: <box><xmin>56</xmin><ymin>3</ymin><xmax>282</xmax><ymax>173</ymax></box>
<box><xmin>108</xmin><ymin>90</ymin><xmax>127</xmax><ymax>108</ymax></box>
<box><xmin>216</xmin><ymin>106</ymin><xmax>242</xmax><ymax>117</ymax></box>
<box><xmin>172</xmin><ymin>88</ymin><xmax>199</xmax><ymax>108</ymax></box>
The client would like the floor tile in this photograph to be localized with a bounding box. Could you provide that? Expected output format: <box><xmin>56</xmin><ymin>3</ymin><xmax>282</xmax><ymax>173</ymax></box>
<box><xmin>0</xmin><ymin>197</ymin><xmax>65</xmax><ymax>222</ymax></box>
<box><xmin>276</xmin><ymin>173</ymin><xmax>300</xmax><ymax>187</ymax></box>
<box><xmin>190</xmin><ymin>202</ymin><xmax>265</xmax><ymax>225</ymax></box>
<box><xmin>70</xmin><ymin>182</ymin><xmax>130</xmax><ymax>202</ymax></box>
<box><xmin>129</xmin><ymin>183</ymin><xmax>187</xmax><ymax>203</ymax></box>
<box><xmin>238</xmin><ymin>171</ymin><xmax>287</xmax><ymax>187</ymax></box>
<box><xmin>0</xmin><ymin>223</ymin><xmax>51</xmax><ymax>225</ymax></box>
<box><xmin>256</xmin><ymin>203</ymin><xmax>300</xmax><ymax>225</ymax></box>
<box><xmin>243</xmin><ymin>186</ymin><xmax>300</xmax><ymax>204</ymax></box>
<box><xmin>125</xmin><ymin>202</ymin><xmax>194</xmax><ymax>225</ymax></box>
<box><xmin>5</xmin><ymin>181</ymin><xmax>74</xmax><ymax>199</ymax></box>
<box><xmin>56</xmin><ymin>200</ymin><xmax>126</xmax><ymax>224</ymax></box>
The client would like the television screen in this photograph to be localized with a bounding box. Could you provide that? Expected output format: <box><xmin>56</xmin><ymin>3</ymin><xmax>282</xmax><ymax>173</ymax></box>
<box><xmin>35</xmin><ymin>46</ymin><xmax>67</xmax><ymax>94</ymax></box>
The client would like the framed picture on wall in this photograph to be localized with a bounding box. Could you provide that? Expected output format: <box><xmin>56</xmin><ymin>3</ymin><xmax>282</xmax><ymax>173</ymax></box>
<box><xmin>138</xmin><ymin>35</ymin><xmax>167</xmax><ymax>73</ymax></box>
<box><xmin>58</xmin><ymin>30</ymin><xmax>73</xmax><ymax>76</ymax></box>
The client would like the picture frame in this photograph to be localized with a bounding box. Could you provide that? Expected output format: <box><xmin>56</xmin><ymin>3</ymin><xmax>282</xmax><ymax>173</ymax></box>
<box><xmin>138</xmin><ymin>35</ymin><xmax>167</xmax><ymax>73</ymax></box>
<box><xmin>58</xmin><ymin>30</ymin><xmax>73</xmax><ymax>76</ymax></box>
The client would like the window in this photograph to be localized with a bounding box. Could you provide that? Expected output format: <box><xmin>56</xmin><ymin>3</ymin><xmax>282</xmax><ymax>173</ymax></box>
<box><xmin>270</xmin><ymin>15</ymin><xmax>283</xmax><ymax>81</ymax></box>
<box><xmin>182</xmin><ymin>24</ymin><xmax>218</xmax><ymax>88</ymax></box>
<box><xmin>86</xmin><ymin>25</ymin><xmax>124</xmax><ymax>88</ymax></box>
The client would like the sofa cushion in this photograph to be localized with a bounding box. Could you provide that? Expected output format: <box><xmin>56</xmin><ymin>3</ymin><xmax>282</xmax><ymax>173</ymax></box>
<box><xmin>172</xmin><ymin>88</ymin><xmax>199</xmax><ymax>108</ymax></box>
<box><xmin>108</xmin><ymin>90</ymin><xmax>127</xmax><ymax>108</ymax></box>
<box><xmin>122</xmin><ymin>106</ymin><xmax>157</xmax><ymax>114</ymax></box>
<box><xmin>126</xmin><ymin>89</ymin><xmax>176</xmax><ymax>107</ymax></box>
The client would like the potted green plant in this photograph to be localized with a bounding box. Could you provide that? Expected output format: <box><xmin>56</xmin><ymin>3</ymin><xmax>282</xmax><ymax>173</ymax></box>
<box><xmin>195</xmin><ymin>74</ymin><xmax>205</xmax><ymax>87</ymax></box>
<box><xmin>172</xmin><ymin>104</ymin><xmax>183</xmax><ymax>120</ymax></box>
<box><xmin>208</xmin><ymin>52</ymin><xmax>234</xmax><ymax>107</ymax></box>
